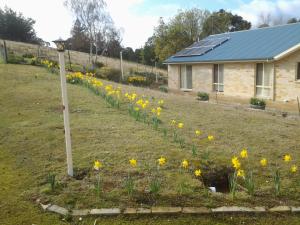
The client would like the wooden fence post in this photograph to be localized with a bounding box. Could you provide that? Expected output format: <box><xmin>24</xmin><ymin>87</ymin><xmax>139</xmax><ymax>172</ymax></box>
<box><xmin>3</xmin><ymin>40</ymin><xmax>8</xmax><ymax>63</ymax></box>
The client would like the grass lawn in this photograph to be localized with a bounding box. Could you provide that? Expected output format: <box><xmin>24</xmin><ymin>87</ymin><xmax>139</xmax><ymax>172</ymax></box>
<box><xmin>1</xmin><ymin>64</ymin><xmax>300</xmax><ymax>225</ymax></box>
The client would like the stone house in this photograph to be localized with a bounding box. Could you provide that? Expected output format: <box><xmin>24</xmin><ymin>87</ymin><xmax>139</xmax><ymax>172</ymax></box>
<box><xmin>165</xmin><ymin>23</ymin><xmax>300</xmax><ymax>102</ymax></box>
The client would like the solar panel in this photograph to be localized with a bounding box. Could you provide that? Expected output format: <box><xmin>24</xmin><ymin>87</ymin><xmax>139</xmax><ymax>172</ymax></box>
<box><xmin>173</xmin><ymin>36</ymin><xmax>230</xmax><ymax>57</ymax></box>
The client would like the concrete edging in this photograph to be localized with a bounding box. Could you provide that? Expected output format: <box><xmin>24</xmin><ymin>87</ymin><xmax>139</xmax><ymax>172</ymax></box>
<box><xmin>38</xmin><ymin>201</ymin><xmax>299</xmax><ymax>217</ymax></box>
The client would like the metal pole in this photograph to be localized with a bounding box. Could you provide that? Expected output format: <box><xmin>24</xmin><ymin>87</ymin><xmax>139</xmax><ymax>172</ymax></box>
<box><xmin>120</xmin><ymin>51</ymin><xmax>124</xmax><ymax>80</ymax></box>
<box><xmin>58</xmin><ymin>51</ymin><xmax>73</xmax><ymax>177</ymax></box>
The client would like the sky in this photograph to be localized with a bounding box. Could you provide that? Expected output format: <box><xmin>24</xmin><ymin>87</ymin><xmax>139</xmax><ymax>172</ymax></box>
<box><xmin>0</xmin><ymin>0</ymin><xmax>299</xmax><ymax>49</ymax></box>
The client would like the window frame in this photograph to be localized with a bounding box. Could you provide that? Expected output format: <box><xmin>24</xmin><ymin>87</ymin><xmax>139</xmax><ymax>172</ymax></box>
<box><xmin>296</xmin><ymin>62</ymin><xmax>300</xmax><ymax>81</ymax></box>
<box><xmin>255</xmin><ymin>63</ymin><xmax>273</xmax><ymax>98</ymax></box>
<box><xmin>180</xmin><ymin>64</ymin><xmax>193</xmax><ymax>90</ymax></box>
<box><xmin>213</xmin><ymin>64</ymin><xmax>224</xmax><ymax>92</ymax></box>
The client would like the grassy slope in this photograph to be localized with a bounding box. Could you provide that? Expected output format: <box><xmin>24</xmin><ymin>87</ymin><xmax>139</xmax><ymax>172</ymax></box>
<box><xmin>0</xmin><ymin>64</ymin><xmax>300</xmax><ymax>225</ymax></box>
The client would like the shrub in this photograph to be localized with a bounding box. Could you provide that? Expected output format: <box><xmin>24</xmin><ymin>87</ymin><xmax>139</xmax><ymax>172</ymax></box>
<box><xmin>127</xmin><ymin>75</ymin><xmax>149</xmax><ymax>86</ymax></box>
<box><xmin>97</xmin><ymin>67</ymin><xmax>121</xmax><ymax>82</ymax></box>
<box><xmin>197</xmin><ymin>92</ymin><xmax>209</xmax><ymax>101</ymax></box>
<box><xmin>250</xmin><ymin>97</ymin><xmax>266</xmax><ymax>107</ymax></box>
<box><xmin>22</xmin><ymin>53</ymin><xmax>35</xmax><ymax>58</ymax></box>
<box><xmin>94</xmin><ymin>61</ymin><xmax>104</xmax><ymax>68</ymax></box>
<box><xmin>159</xmin><ymin>85</ymin><xmax>168</xmax><ymax>93</ymax></box>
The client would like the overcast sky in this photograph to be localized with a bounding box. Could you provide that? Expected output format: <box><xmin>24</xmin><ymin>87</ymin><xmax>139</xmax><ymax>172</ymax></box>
<box><xmin>0</xmin><ymin>0</ymin><xmax>299</xmax><ymax>49</ymax></box>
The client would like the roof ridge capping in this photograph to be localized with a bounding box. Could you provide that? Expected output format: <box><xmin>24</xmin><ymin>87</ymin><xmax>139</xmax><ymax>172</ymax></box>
<box><xmin>209</xmin><ymin>22</ymin><xmax>300</xmax><ymax>37</ymax></box>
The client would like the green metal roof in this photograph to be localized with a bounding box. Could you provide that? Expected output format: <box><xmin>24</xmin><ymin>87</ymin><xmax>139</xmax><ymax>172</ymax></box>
<box><xmin>165</xmin><ymin>23</ymin><xmax>300</xmax><ymax>64</ymax></box>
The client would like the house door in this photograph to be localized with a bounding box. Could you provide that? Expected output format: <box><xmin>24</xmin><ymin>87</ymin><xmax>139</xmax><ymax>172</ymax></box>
<box><xmin>256</xmin><ymin>63</ymin><xmax>273</xmax><ymax>98</ymax></box>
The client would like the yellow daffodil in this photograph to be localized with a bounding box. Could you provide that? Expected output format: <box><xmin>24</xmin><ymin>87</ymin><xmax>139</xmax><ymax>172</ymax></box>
<box><xmin>177</xmin><ymin>122</ymin><xmax>184</xmax><ymax>128</ymax></box>
<box><xmin>231</xmin><ymin>156</ymin><xmax>241</xmax><ymax>170</ymax></box>
<box><xmin>171</xmin><ymin>120</ymin><xmax>176</xmax><ymax>126</ymax></box>
<box><xmin>291</xmin><ymin>165</ymin><xmax>297</xmax><ymax>173</ymax></box>
<box><xmin>156</xmin><ymin>107</ymin><xmax>162</xmax><ymax>112</ymax></box>
<box><xmin>129</xmin><ymin>159</ymin><xmax>137</xmax><ymax>167</ymax></box>
<box><xmin>158</xmin><ymin>100</ymin><xmax>164</xmax><ymax>106</ymax></box>
<box><xmin>237</xmin><ymin>169</ymin><xmax>245</xmax><ymax>178</ymax></box>
<box><xmin>240</xmin><ymin>149</ymin><xmax>248</xmax><ymax>159</ymax></box>
<box><xmin>158</xmin><ymin>157</ymin><xmax>166</xmax><ymax>166</ymax></box>
<box><xmin>134</xmin><ymin>107</ymin><xmax>140</xmax><ymax>111</ymax></box>
<box><xmin>194</xmin><ymin>169</ymin><xmax>201</xmax><ymax>177</ymax></box>
<box><xmin>195</xmin><ymin>130</ymin><xmax>201</xmax><ymax>136</ymax></box>
<box><xmin>284</xmin><ymin>154</ymin><xmax>292</xmax><ymax>162</ymax></box>
<box><xmin>260</xmin><ymin>158</ymin><xmax>267</xmax><ymax>167</ymax></box>
<box><xmin>207</xmin><ymin>135</ymin><xmax>214</xmax><ymax>141</ymax></box>
<box><xmin>94</xmin><ymin>160</ymin><xmax>102</xmax><ymax>171</ymax></box>
<box><xmin>181</xmin><ymin>159</ymin><xmax>189</xmax><ymax>169</ymax></box>
<box><xmin>151</xmin><ymin>108</ymin><xmax>156</xmax><ymax>114</ymax></box>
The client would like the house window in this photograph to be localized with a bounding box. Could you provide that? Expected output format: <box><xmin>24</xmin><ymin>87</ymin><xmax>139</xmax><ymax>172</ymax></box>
<box><xmin>297</xmin><ymin>62</ymin><xmax>300</xmax><ymax>80</ymax></box>
<box><xmin>256</xmin><ymin>63</ymin><xmax>273</xmax><ymax>98</ymax></box>
<box><xmin>213</xmin><ymin>64</ymin><xmax>224</xmax><ymax>92</ymax></box>
<box><xmin>180</xmin><ymin>65</ymin><xmax>192</xmax><ymax>89</ymax></box>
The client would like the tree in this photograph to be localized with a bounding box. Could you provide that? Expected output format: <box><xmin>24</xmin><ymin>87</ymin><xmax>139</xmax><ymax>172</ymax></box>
<box><xmin>154</xmin><ymin>9</ymin><xmax>210</xmax><ymax>63</ymax></box>
<box><xmin>201</xmin><ymin>9</ymin><xmax>251</xmax><ymax>38</ymax></box>
<box><xmin>0</xmin><ymin>7</ymin><xmax>42</xmax><ymax>44</ymax></box>
<box><xmin>68</xmin><ymin>19</ymin><xmax>90</xmax><ymax>53</ymax></box>
<box><xmin>64</xmin><ymin>0</ymin><xmax>111</xmax><ymax>64</ymax></box>
<box><xmin>287</xmin><ymin>18</ymin><xmax>299</xmax><ymax>24</ymax></box>
<box><xmin>140</xmin><ymin>36</ymin><xmax>156</xmax><ymax>66</ymax></box>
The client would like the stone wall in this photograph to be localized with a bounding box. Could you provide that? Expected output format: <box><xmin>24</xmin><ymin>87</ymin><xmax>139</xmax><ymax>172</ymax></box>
<box><xmin>275</xmin><ymin>50</ymin><xmax>300</xmax><ymax>102</ymax></box>
<box><xmin>0</xmin><ymin>39</ymin><xmax>167</xmax><ymax>76</ymax></box>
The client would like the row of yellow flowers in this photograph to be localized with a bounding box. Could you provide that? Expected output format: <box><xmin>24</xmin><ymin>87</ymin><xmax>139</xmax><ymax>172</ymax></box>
<box><xmin>65</xmin><ymin>71</ymin><xmax>299</xmax><ymax>198</ymax></box>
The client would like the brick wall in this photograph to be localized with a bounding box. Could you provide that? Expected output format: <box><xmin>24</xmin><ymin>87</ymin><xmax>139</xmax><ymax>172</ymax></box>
<box><xmin>275</xmin><ymin>50</ymin><xmax>300</xmax><ymax>102</ymax></box>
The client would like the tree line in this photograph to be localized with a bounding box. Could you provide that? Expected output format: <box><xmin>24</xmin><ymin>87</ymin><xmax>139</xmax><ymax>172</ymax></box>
<box><xmin>1</xmin><ymin>3</ymin><xmax>300</xmax><ymax>69</ymax></box>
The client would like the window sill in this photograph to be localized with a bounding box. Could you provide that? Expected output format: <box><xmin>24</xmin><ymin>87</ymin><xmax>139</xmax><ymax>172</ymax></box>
<box><xmin>295</xmin><ymin>80</ymin><xmax>300</xmax><ymax>84</ymax></box>
<box><xmin>180</xmin><ymin>88</ymin><xmax>193</xmax><ymax>92</ymax></box>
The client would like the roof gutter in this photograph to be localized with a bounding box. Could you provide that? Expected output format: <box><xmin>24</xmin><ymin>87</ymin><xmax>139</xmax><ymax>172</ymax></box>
<box><xmin>274</xmin><ymin>43</ymin><xmax>300</xmax><ymax>60</ymax></box>
<box><xmin>164</xmin><ymin>58</ymin><xmax>274</xmax><ymax>65</ymax></box>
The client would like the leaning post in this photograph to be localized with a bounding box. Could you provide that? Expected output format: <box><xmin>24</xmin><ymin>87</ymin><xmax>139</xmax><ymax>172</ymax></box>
<box><xmin>53</xmin><ymin>38</ymin><xmax>74</xmax><ymax>177</ymax></box>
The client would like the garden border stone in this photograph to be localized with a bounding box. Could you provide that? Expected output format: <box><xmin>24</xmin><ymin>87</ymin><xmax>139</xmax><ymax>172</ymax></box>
<box><xmin>38</xmin><ymin>202</ymin><xmax>299</xmax><ymax>217</ymax></box>
<box><xmin>182</xmin><ymin>207</ymin><xmax>211</xmax><ymax>214</ymax></box>
<box><xmin>90</xmin><ymin>208</ymin><xmax>121</xmax><ymax>215</ymax></box>
<box><xmin>47</xmin><ymin>205</ymin><xmax>69</xmax><ymax>216</ymax></box>
<box><xmin>212</xmin><ymin>206</ymin><xmax>266</xmax><ymax>213</ymax></box>
<box><xmin>269</xmin><ymin>206</ymin><xmax>291</xmax><ymax>212</ymax></box>
<box><xmin>151</xmin><ymin>207</ymin><xmax>182</xmax><ymax>214</ymax></box>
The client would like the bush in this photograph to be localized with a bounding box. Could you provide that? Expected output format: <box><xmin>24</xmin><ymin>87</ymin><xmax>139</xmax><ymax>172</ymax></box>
<box><xmin>250</xmin><ymin>97</ymin><xmax>266</xmax><ymax>107</ymax></box>
<box><xmin>159</xmin><ymin>85</ymin><xmax>168</xmax><ymax>93</ymax></box>
<box><xmin>94</xmin><ymin>61</ymin><xmax>104</xmax><ymax>68</ymax></box>
<box><xmin>197</xmin><ymin>92</ymin><xmax>209</xmax><ymax>101</ymax></box>
<box><xmin>127</xmin><ymin>75</ymin><xmax>150</xmax><ymax>86</ymax></box>
<box><xmin>97</xmin><ymin>67</ymin><xmax>121</xmax><ymax>82</ymax></box>
<box><xmin>22</xmin><ymin>53</ymin><xmax>35</xmax><ymax>58</ymax></box>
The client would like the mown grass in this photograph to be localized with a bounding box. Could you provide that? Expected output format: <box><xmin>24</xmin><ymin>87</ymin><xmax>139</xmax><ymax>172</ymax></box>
<box><xmin>1</xmin><ymin>64</ymin><xmax>300</xmax><ymax>225</ymax></box>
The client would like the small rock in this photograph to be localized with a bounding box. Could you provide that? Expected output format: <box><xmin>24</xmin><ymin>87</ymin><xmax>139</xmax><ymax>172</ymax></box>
<box><xmin>47</xmin><ymin>205</ymin><xmax>69</xmax><ymax>216</ymax></box>
<box><xmin>90</xmin><ymin>208</ymin><xmax>120</xmax><ymax>215</ymax></box>
<box><xmin>123</xmin><ymin>208</ymin><xmax>137</xmax><ymax>214</ymax></box>
<box><xmin>182</xmin><ymin>207</ymin><xmax>211</xmax><ymax>214</ymax></box>
<box><xmin>72</xmin><ymin>209</ymin><xmax>90</xmax><ymax>216</ymax></box>
<box><xmin>269</xmin><ymin>206</ymin><xmax>291</xmax><ymax>212</ymax></box>
<box><xmin>151</xmin><ymin>207</ymin><xmax>182</xmax><ymax>214</ymax></box>
<box><xmin>40</xmin><ymin>203</ymin><xmax>51</xmax><ymax>211</ymax></box>
<box><xmin>136</xmin><ymin>208</ymin><xmax>151</xmax><ymax>214</ymax></box>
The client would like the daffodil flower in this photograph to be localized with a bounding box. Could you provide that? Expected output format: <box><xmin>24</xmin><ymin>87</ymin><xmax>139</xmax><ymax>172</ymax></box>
<box><xmin>240</xmin><ymin>149</ymin><xmax>248</xmax><ymax>159</ymax></box>
<box><xmin>194</xmin><ymin>169</ymin><xmax>201</xmax><ymax>177</ymax></box>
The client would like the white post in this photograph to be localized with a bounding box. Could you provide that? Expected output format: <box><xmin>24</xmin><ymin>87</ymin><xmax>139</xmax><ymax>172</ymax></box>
<box><xmin>58</xmin><ymin>51</ymin><xmax>73</xmax><ymax>177</ymax></box>
<box><xmin>120</xmin><ymin>51</ymin><xmax>124</xmax><ymax>80</ymax></box>
<box><xmin>155</xmin><ymin>61</ymin><xmax>158</xmax><ymax>83</ymax></box>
